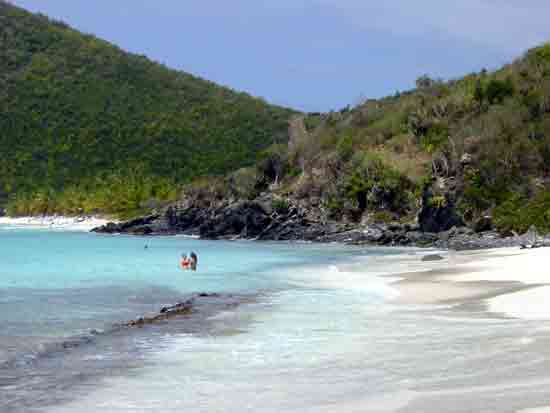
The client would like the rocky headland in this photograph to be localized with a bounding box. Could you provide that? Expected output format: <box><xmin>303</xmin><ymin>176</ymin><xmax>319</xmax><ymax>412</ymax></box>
<box><xmin>92</xmin><ymin>193</ymin><xmax>549</xmax><ymax>251</ymax></box>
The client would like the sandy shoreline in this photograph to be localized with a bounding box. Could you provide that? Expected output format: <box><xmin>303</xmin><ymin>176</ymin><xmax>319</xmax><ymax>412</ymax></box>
<box><xmin>0</xmin><ymin>215</ymin><xmax>116</xmax><ymax>231</ymax></box>
<box><xmin>388</xmin><ymin>247</ymin><xmax>550</xmax><ymax>320</ymax></box>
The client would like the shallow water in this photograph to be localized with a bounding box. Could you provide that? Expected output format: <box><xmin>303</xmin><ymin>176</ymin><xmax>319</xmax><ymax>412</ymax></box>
<box><xmin>2</xmin><ymin>226</ymin><xmax>550</xmax><ymax>412</ymax></box>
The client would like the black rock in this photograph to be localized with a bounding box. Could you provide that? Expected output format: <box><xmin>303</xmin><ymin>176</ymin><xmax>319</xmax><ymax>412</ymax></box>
<box><xmin>199</xmin><ymin>201</ymin><xmax>272</xmax><ymax>239</ymax></box>
<box><xmin>421</xmin><ymin>254</ymin><xmax>445</xmax><ymax>262</ymax></box>
<box><xmin>88</xmin><ymin>191</ymin><xmax>549</xmax><ymax>251</ymax></box>
<box><xmin>473</xmin><ymin>216</ymin><xmax>493</xmax><ymax>233</ymax></box>
<box><xmin>128</xmin><ymin>226</ymin><xmax>153</xmax><ymax>235</ymax></box>
<box><xmin>92</xmin><ymin>215</ymin><xmax>160</xmax><ymax>234</ymax></box>
<box><xmin>418</xmin><ymin>190</ymin><xmax>464</xmax><ymax>233</ymax></box>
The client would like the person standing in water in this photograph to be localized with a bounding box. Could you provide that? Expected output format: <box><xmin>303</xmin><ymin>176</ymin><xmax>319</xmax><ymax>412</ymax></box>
<box><xmin>190</xmin><ymin>252</ymin><xmax>198</xmax><ymax>271</ymax></box>
<box><xmin>180</xmin><ymin>253</ymin><xmax>191</xmax><ymax>270</ymax></box>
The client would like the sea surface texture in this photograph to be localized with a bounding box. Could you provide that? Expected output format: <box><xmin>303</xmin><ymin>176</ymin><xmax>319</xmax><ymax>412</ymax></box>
<box><xmin>1</xmin><ymin>224</ymin><xmax>550</xmax><ymax>412</ymax></box>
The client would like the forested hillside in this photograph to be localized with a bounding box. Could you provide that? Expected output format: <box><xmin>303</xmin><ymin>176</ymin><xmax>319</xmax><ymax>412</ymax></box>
<box><xmin>0</xmin><ymin>1</ymin><xmax>293</xmax><ymax>217</ymax></box>
<box><xmin>193</xmin><ymin>42</ymin><xmax>550</xmax><ymax>235</ymax></box>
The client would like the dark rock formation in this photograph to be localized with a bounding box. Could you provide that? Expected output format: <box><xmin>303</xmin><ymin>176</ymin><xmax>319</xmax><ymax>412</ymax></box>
<box><xmin>92</xmin><ymin>215</ymin><xmax>160</xmax><ymax>235</ymax></box>
<box><xmin>473</xmin><ymin>215</ymin><xmax>493</xmax><ymax>233</ymax></box>
<box><xmin>418</xmin><ymin>189</ymin><xmax>464</xmax><ymax>233</ymax></box>
<box><xmin>124</xmin><ymin>293</ymin><xmax>222</xmax><ymax>328</ymax></box>
<box><xmin>92</xmin><ymin>194</ymin><xmax>544</xmax><ymax>251</ymax></box>
<box><xmin>199</xmin><ymin>201</ymin><xmax>272</xmax><ymax>239</ymax></box>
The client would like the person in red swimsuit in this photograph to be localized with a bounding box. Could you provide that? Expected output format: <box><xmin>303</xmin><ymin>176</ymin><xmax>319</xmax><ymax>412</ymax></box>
<box><xmin>180</xmin><ymin>254</ymin><xmax>191</xmax><ymax>270</ymax></box>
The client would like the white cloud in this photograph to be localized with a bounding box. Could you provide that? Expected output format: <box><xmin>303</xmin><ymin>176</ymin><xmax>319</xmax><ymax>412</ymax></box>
<box><xmin>313</xmin><ymin>0</ymin><xmax>550</xmax><ymax>53</ymax></box>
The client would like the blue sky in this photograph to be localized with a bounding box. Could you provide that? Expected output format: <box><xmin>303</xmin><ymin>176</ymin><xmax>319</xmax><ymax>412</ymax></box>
<box><xmin>11</xmin><ymin>1</ymin><xmax>550</xmax><ymax>112</ymax></box>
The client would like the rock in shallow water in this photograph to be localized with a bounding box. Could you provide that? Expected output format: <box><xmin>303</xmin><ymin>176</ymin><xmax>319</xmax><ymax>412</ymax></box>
<box><xmin>124</xmin><ymin>293</ymin><xmax>222</xmax><ymax>327</ymax></box>
<box><xmin>421</xmin><ymin>254</ymin><xmax>445</xmax><ymax>262</ymax></box>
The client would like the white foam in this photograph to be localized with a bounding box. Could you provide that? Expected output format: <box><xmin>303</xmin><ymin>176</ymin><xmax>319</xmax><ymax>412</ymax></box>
<box><xmin>0</xmin><ymin>215</ymin><xmax>115</xmax><ymax>231</ymax></box>
<box><xmin>519</xmin><ymin>337</ymin><xmax>535</xmax><ymax>345</ymax></box>
<box><xmin>284</xmin><ymin>261</ymin><xmax>401</xmax><ymax>301</ymax></box>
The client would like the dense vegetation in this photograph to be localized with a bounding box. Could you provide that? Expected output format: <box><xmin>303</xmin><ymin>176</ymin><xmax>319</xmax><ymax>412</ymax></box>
<box><xmin>217</xmin><ymin>43</ymin><xmax>550</xmax><ymax>234</ymax></box>
<box><xmin>0</xmin><ymin>1</ymin><xmax>293</xmax><ymax>217</ymax></box>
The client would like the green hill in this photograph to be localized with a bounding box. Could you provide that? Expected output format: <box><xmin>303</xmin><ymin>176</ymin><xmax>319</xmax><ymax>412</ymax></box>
<box><xmin>216</xmin><ymin>43</ymin><xmax>550</xmax><ymax>235</ymax></box>
<box><xmin>0</xmin><ymin>1</ymin><xmax>294</xmax><ymax>217</ymax></box>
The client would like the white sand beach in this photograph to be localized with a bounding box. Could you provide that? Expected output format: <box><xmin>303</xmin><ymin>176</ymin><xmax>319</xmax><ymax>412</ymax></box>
<box><xmin>391</xmin><ymin>247</ymin><xmax>550</xmax><ymax>320</ymax></box>
<box><xmin>0</xmin><ymin>215</ymin><xmax>115</xmax><ymax>231</ymax></box>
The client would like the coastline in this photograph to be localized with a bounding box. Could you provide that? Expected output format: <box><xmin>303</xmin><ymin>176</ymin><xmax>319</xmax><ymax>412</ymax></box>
<box><xmin>89</xmin><ymin>198</ymin><xmax>550</xmax><ymax>250</ymax></box>
<box><xmin>386</xmin><ymin>247</ymin><xmax>550</xmax><ymax>320</ymax></box>
<box><xmin>0</xmin><ymin>215</ymin><xmax>116</xmax><ymax>231</ymax></box>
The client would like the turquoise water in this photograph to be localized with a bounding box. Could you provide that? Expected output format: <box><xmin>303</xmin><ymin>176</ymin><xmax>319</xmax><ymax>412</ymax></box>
<box><xmin>3</xmin><ymin>225</ymin><xmax>550</xmax><ymax>412</ymax></box>
<box><xmin>0</xmin><ymin>225</ymin><xmax>393</xmax><ymax>412</ymax></box>
<box><xmin>0</xmin><ymin>227</ymin><xmax>373</xmax><ymax>346</ymax></box>
<box><xmin>1</xmin><ymin>229</ymin><xmax>338</xmax><ymax>291</ymax></box>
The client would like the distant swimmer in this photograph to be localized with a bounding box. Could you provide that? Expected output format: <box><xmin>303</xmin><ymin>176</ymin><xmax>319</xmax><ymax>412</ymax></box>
<box><xmin>180</xmin><ymin>253</ymin><xmax>191</xmax><ymax>270</ymax></box>
<box><xmin>190</xmin><ymin>252</ymin><xmax>198</xmax><ymax>271</ymax></box>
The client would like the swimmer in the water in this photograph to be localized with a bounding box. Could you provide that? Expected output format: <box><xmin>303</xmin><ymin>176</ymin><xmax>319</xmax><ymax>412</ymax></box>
<box><xmin>180</xmin><ymin>253</ymin><xmax>191</xmax><ymax>270</ymax></box>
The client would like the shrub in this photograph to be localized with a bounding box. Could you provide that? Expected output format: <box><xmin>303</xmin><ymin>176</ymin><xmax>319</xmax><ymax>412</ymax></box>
<box><xmin>429</xmin><ymin>195</ymin><xmax>447</xmax><ymax>209</ymax></box>
<box><xmin>494</xmin><ymin>191</ymin><xmax>550</xmax><ymax>234</ymax></box>
<box><xmin>323</xmin><ymin>196</ymin><xmax>345</xmax><ymax>219</ymax></box>
<box><xmin>227</xmin><ymin>167</ymin><xmax>261</xmax><ymax>200</ymax></box>
<box><xmin>287</xmin><ymin>166</ymin><xmax>302</xmax><ymax>177</ymax></box>
<box><xmin>485</xmin><ymin>78</ymin><xmax>515</xmax><ymax>104</ymax></box>
<box><xmin>371</xmin><ymin>211</ymin><xmax>394</xmax><ymax>223</ymax></box>
<box><xmin>472</xmin><ymin>77</ymin><xmax>515</xmax><ymax>107</ymax></box>
<box><xmin>336</xmin><ymin>133</ymin><xmax>354</xmax><ymax>161</ymax></box>
<box><xmin>421</xmin><ymin>123</ymin><xmax>449</xmax><ymax>153</ymax></box>
<box><xmin>272</xmin><ymin>198</ymin><xmax>290</xmax><ymax>214</ymax></box>
<box><xmin>529</xmin><ymin>43</ymin><xmax>550</xmax><ymax>63</ymax></box>
<box><xmin>344</xmin><ymin>152</ymin><xmax>414</xmax><ymax>213</ymax></box>
<box><xmin>303</xmin><ymin>114</ymin><xmax>324</xmax><ymax>132</ymax></box>
<box><xmin>256</xmin><ymin>144</ymin><xmax>289</xmax><ymax>184</ymax></box>
<box><xmin>461</xmin><ymin>166</ymin><xmax>516</xmax><ymax>218</ymax></box>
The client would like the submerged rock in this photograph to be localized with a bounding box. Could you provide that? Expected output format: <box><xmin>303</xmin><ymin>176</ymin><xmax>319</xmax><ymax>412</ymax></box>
<box><xmin>421</xmin><ymin>254</ymin><xmax>445</xmax><ymax>262</ymax></box>
<box><xmin>124</xmin><ymin>293</ymin><xmax>222</xmax><ymax>328</ymax></box>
